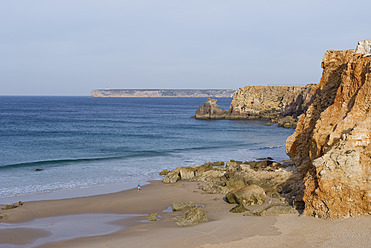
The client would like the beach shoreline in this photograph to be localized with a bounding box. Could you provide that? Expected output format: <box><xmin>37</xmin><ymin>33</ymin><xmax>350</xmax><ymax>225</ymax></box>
<box><xmin>1</xmin><ymin>180</ymin><xmax>370</xmax><ymax>248</ymax></box>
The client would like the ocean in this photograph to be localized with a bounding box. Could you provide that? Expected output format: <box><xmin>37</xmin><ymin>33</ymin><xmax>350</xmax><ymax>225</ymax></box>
<box><xmin>0</xmin><ymin>96</ymin><xmax>294</xmax><ymax>202</ymax></box>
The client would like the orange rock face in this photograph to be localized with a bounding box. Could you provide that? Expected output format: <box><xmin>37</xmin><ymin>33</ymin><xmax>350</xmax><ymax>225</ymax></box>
<box><xmin>286</xmin><ymin>47</ymin><xmax>371</xmax><ymax>218</ymax></box>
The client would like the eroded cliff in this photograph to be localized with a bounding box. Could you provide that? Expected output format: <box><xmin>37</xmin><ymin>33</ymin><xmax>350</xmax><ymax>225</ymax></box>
<box><xmin>286</xmin><ymin>40</ymin><xmax>371</xmax><ymax>218</ymax></box>
<box><xmin>194</xmin><ymin>84</ymin><xmax>317</xmax><ymax>128</ymax></box>
<box><xmin>229</xmin><ymin>84</ymin><xmax>317</xmax><ymax>119</ymax></box>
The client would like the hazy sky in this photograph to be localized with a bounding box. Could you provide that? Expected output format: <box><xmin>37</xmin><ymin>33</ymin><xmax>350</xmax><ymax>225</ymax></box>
<box><xmin>1</xmin><ymin>0</ymin><xmax>370</xmax><ymax>95</ymax></box>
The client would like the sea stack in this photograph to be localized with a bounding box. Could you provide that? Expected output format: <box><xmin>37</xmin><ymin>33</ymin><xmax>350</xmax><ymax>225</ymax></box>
<box><xmin>286</xmin><ymin>40</ymin><xmax>371</xmax><ymax>218</ymax></box>
<box><xmin>193</xmin><ymin>98</ymin><xmax>228</xmax><ymax>119</ymax></box>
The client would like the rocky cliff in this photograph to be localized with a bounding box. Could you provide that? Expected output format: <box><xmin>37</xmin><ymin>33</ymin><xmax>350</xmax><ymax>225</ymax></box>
<box><xmin>286</xmin><ymin>40</ymin><xmax>371</xmax><ymax>218</ymax></box>
<box><xmin>193</xmin><ymin>84</ymin><xmax>317</xmax><ymax>128</ymax></box>
<box><xmin>229</xmin><ymin>84</ymin><xmax>317</xmax><ymax>119</ymax></box>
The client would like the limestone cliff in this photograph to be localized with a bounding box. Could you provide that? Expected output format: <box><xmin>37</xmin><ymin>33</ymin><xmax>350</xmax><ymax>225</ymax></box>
<box><xmin>229</xmin><ymin>84</ymin><xmax>317</xmax><ymax>119</ymax></box>
<box><xmin>193</xmin><ymin>84</ymin><xmax>317</xmax><ymax>128</ymax></box>
<box><xmin>286</xmin><ymin>40</ymin><xmax>371</xmax><ymax>218</ymax></box>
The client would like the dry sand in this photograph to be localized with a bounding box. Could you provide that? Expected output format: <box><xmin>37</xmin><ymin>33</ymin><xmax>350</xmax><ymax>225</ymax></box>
<box><xmin>0</xmin><ymin>180</ymin><xmax>370</xmax><ymax>248</ymax></box>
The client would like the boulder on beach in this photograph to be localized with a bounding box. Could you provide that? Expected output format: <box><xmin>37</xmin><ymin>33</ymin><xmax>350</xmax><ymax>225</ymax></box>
<box><xmin>172</xmin><ymin>202</ymin><xmax>196</xmax><ymax>211</ymax></box>
<box><xmin>175</xmin><ymin>206</ymin><xmax>208</xmax><ymax>226</ymax></box>
<box><xmin>162</xmin><ymin>169</ymin><xmax>180</xmax><ymax>184</ymax></box>
<box><xmin>179</xmin><ymin>167</ymin><xmax>195</xmax><ymax>180</ymax></box>
<box><xmin>225</xmin><ymin>185</ymin><xmax>266</xmax><ymax>206</ymax></box>
<box><xmin>244</xmin><ymin>203</ymin><xmax>298</xmax><ymax>216</ymax></box>
<box><xmin>229</xmin><ymin>204</ymin><xmax>249</xmax><ymax>213</ymax></box>
<box><xmin>146</xmin><ymin>213</ymin><xmax>159</xmax><ymax>221</ymax></box>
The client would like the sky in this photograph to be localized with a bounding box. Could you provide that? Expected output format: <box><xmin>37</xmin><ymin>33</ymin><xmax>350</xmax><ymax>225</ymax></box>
<box><xmin>0</xmin><ymin>0</ymin><xmax>370</xmax><ymax>96</ymax></box>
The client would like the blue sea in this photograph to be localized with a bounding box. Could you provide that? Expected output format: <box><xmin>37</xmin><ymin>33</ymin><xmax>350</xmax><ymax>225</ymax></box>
<box><xmin>0</xmin><ymin>96</ymin><xmax>294</xmax><ymax>202</ymax></box>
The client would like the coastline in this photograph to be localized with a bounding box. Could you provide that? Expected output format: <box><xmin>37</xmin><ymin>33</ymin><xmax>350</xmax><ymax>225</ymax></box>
<box><xmin>1</xmin><ymin>180</ymin><xmax>370</xmax><ymax>248</ymax></box>
<box><xmin>0</xmin><ymin>182</ymin><xmax>148</xmax><ymax>205</ymax></box>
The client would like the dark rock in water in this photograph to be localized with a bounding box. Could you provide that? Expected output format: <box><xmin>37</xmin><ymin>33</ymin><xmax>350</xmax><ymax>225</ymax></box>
<box><xmin>175</xmin><ymin>206</ymin><xmax>208</xmax><ymax>226</ymax></box>
<box><xmin>225</xmin><ymin>185</ymin><xmax>266</xmax><ymax>206</ymax></box>
<box><xmin>159</xmin><ymin>169</ymin><xmax>170</xmax><ymax>176</ymax></box>
<box><xmin>244</xmin><ymin>203</ymin><xmax>298</xmax><ymax>216</ymax></box>
<box><xmin>35</xmin><ymin>168</ymin><xmax>43</xmax><ymax>171</ymax></box>
<box><xmin>172</xmin><ymin>202</ymin><xmax>196</xmax><ymax>211</ymax></box>
<box><xmin>265</xmin><ymin>122</ymin><xmax>272</xmax><ymax>126</ymax></box>
<box><xmin>230</xmin><ymin>204</ymin><xmax>249</xmax><ymax>213</ymax></box>
<box><xmin>256</xmin><ymin>157</ymin><xmax>273</xmax><ymax>161</ymax></box>
<box><xmin>146</xmin><ymin>213</ymin><xmax>158</xmax><ymax>221</ymax></box>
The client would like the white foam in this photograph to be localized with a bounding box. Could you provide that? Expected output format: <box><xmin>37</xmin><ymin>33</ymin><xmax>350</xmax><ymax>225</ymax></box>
<box><xmin>0</xmin><ymin>181</ymin><xmax>148</xmax><ymax>205</ymax></box>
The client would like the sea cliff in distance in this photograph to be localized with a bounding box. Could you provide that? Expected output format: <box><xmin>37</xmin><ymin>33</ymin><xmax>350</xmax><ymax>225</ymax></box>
<box><xmin>91</xmin><ymin>89</ymin><xmax>236</xmax><ymax>98</ymax></box>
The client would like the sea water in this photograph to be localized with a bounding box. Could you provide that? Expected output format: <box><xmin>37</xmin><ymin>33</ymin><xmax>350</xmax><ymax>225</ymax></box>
<box><xmin>0</xmin><ymin>96</ymin><xmax>294</xmax><ymax>201</ymax></box>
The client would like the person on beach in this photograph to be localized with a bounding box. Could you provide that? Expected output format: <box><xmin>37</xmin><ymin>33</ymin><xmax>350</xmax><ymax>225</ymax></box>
<box><xmin>138</xmin><ymin>184</ymin><xmax>141</xmax><ymax>191</ymax></box>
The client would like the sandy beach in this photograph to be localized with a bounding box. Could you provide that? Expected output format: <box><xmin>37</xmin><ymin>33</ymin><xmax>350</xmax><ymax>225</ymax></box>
<box><xmin>0</xmin><ymin>180</ymin><xmax>370</xmax><ymax>248</ymax></box>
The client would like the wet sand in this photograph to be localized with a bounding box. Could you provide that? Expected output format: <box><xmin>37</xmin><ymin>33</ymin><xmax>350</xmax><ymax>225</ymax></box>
<box><xmin>0</xmin><ymin>181</ymin><xmax>370</xmax><ymax>248</ymax></box>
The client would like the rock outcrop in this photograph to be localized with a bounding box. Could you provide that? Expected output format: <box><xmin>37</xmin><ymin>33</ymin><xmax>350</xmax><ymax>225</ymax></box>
<box><xmin>244</xmin><ymin>203</ymin><xmax>297</xmax><ymax>216</ymax></box>
<box><xmin>355</xmin><ymin>40</ymin><xmax>371</xmax><ymax>57</ymax></box>
<box><xmin>146</xmin><ymin>213</ymin><xmax>159</xmax><ymax>221</ymax></box>
<box><xmin>229</xmin><ymin>84</ymin><xmax>317</xmax><ymax>119</ymax></box>
<box><xmin>192</xmin><ymin>98</ymin><xmax>228</xmax><ymax>119</ymax></box>
<box><xmin>172</xmin><ymin>202</ymin><xmax>196</xmax><ymax>211</ymax></box>
<box><xmin>286</xmin><ymin>41</ymin><xmax>371</xmax><ymax>218</ymax></box>
<box><xmin>175</xmin><ymin>206</ymin><xmax>208</xmax><ymax>226</ymax></box>
<box><xmin>192</xmin><ymin>84</ymin><xmax>317</xmax><ymax>128</ymax></box>
<box><xmin>161</xmin><ymin>159</ymin><xmax>300</xmax><ymax>203</ymax></box>
<box><xmin>225</xmin><ymin>185</ymin><xmax>266</xmax><ymax>206</ymax></box>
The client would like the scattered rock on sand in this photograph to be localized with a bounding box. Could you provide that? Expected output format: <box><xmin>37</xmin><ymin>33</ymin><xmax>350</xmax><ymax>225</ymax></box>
<box><xmin>229</xmin><ymin>204</ymin><xmax>249</xmax><ymax>213</ymax></box>
<box><xmin>225</xmin><ymin>185</ymin><xmax>266</xmax><ymax>206</ymax></box>
<box><xmin>175</xmin><ymin>206</ymin><xmax>208</xmax><ymax>226</ymax></box>
<box><xmin>172</xmin><ymin>202</ymin><xmax>196</xmax><ymax>211</ymax></box>
<box><xmin>146</xmin><ymin>213</ymin><xmax>159</xmax><ymax>221</ymax></box>
<box><xmin>244</xmin><ymin>203</ymin><xmax>298</xmax><ymax>216</ymax></box>
<box><xmin>1</xmin><ymin>204</ymin><xmax>18</xmax><ymax>210</ymax></box>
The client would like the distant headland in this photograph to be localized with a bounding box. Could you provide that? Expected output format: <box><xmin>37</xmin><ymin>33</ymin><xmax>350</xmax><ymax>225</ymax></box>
<box><xmin>91</xmin><ymin>89</ymin><xmax>236</xmax><ymax>98</ymax></box>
